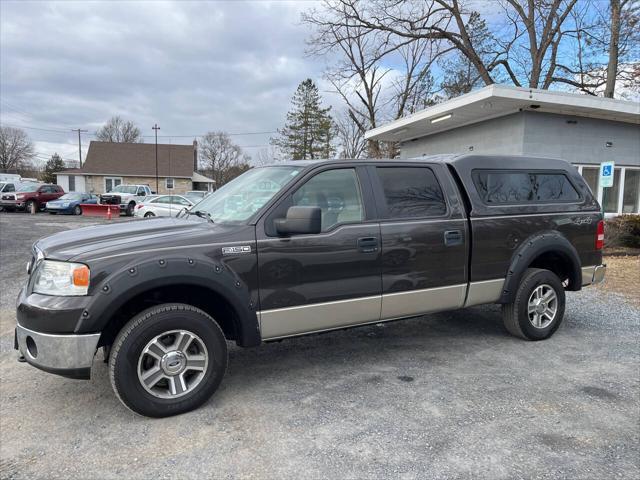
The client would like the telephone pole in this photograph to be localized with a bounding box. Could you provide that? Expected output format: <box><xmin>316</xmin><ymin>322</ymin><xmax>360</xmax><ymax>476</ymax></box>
<box><xmin>152</xmin><ymin>124</ymin><xmax>160</xmax><ymax>193</ymax></box>
<box><xmin>71</xmin><ymin>129</ymin><xmax>88</xmax><ymax>168</ymax></box>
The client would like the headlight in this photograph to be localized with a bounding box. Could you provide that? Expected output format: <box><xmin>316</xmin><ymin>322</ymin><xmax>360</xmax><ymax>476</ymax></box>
<box><xmin>33</xmin><ymin>260</ymin><xmax>90</xmax><ymax>296</ymax></box>
<box><xmin>16</xmin><ymin>194</ymin><xmax>25</xmax><ymax>200</ymax></box>
<box><xmin>62</xmin><ymin>203</ymin><xmax>69</xmax><ymax>207</ymax></box>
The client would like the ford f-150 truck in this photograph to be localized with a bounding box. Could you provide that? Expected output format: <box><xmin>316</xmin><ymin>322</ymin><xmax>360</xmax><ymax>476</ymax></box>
<box><xmin>15</xmin><ymin>155</ymin><xmax>606</xmax><ymax>417</ymax></box>
<box><xmin>100</xmin><ymin>184</ymin><xmax>152</xmax><ymax>216</ymax></box>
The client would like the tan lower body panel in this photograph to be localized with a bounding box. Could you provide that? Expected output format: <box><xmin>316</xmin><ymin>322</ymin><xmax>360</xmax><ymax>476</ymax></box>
<box><xmin>380</xmin><ymin>284</ymin><xmax>467</xmax><ymax>319</ymax></box>
<box><xmin>259</xmin><ymin>295</ymin><xmax>382</xmax><ymax>340</ymax></box>
<box><xmin>464</xmin><ymin>278</ymin><xmax>505</xmax><ymax>307</ymax></box>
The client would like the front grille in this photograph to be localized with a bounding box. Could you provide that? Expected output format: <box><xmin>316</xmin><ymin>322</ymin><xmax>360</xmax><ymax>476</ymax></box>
<box><xmin>100</xmin><ymin>195</ymin><xmax>121</xmax><ymax>205</ymax></box>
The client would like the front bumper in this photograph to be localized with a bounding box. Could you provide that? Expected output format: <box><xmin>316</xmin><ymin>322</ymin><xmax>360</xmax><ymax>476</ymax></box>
<box><xmin>15</xmin><ymin>323</ymin><xmax>100</xmax><ymax>379</ymax></box>
<box><xmin>581</xmin><ymin>264</ymin><xmax>606</xmax><ymax>286</ymax></box>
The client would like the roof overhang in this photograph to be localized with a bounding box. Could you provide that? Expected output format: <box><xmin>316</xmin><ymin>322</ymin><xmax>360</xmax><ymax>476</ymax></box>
<box><xmin>365</xmin><ymin>84</ymin><xmax>640</xmax><ymax>142</ymax></box>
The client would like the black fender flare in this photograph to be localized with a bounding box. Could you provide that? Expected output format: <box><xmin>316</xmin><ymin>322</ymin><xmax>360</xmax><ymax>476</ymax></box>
<box><xmin>499</xmin><ymin>231</ymin><xmax>582</xmax><ymax>304</ymax></box>
<box><xmin>79</xmin><ymin>255</ymin><xmax>261</xmax><ymax>347</ymax></box>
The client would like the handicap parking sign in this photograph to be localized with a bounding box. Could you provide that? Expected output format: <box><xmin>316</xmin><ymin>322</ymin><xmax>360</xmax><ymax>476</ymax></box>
<box><xmin>600</xmin><ymin>161</ymin><xmax>615</xmax><ymax>188</ymax></box>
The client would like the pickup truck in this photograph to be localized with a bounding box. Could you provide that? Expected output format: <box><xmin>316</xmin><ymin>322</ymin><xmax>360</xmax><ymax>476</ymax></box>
<box><xmin>99</xmin><ymin>184</ymin><xmax>153</xmax><ymax>216</ymax></box>
<box><xmin>15</xmin><ymin>155</ymin><xmax>606</xmax><ymax>417</ymax></box>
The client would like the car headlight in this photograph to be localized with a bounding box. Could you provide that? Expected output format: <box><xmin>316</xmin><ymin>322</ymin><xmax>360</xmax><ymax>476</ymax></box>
<box><xmin>62</xmin><ymin>203</ymin><xmax>69</xmax><ymax>207</ymax></box>
<box><xmin>33</xmin><ymin>260</ymin><xmax>90</xmax><ymax>296</ymax></box>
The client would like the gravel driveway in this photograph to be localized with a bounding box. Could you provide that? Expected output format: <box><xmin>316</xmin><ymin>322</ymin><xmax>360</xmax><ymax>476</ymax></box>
<box><xmin>1</xmin><ymin>213</ymin><xmax>638</xmax><ymax>479</ymax></box>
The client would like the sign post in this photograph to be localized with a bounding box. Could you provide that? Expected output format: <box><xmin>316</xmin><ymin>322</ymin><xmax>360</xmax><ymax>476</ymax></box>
<box><xmin>599</xmin><ymin>161</ymin><xmax>615</xmax><ymax>214</ymax></box>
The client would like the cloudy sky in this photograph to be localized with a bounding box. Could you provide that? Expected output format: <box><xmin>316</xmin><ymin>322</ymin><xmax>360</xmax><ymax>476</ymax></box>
<box><xmin>0</xmin><ymin>0</ymin><xmax>340</xmax><ymax>165</ymax></box>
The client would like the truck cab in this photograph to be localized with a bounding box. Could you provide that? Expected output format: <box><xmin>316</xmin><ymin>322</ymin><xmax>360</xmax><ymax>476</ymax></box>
<box><xmin>15</xmin><ymin>155</ymin><xmax>605</xmax><ymax>417</ymax></box>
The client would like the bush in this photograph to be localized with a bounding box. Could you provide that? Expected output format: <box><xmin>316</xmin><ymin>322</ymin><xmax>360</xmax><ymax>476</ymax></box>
<box><xmin>605</xmin><ymin>215</ymin><xmax>640</xmax><ymax>248</ymax></box>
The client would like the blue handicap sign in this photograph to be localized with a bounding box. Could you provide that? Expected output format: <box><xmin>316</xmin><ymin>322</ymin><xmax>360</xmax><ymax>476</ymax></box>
<box><xmin>602</xmin><ymin>165</ymin><xmax>612</xmax><ymax>176</ymax></box>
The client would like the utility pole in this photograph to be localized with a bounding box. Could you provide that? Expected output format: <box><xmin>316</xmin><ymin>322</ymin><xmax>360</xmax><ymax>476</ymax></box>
<box><xmin>152</xmin><ymin>124</ymin><xmax>160</xmax><ymax>193</ymax></box>
<box><xmin>71</xmin><ymin>129</ymin><xmax>88</xmax><ymax>168</ymax></box>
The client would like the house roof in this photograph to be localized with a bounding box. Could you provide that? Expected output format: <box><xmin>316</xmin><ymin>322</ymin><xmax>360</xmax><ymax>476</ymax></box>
<box><xmin>63</xmin><ymin>141</ymin><xmax>196</xmax><ymax>178</ymax></box>
<box><xmin>191</xmin><ymin>172</ymin><xmax>215</xmax><ymax>183</ymax></box>
<box><xmin>365</xmin><ymin>84</ymin><xmax>640</xmax><ymax>142</ymax></box>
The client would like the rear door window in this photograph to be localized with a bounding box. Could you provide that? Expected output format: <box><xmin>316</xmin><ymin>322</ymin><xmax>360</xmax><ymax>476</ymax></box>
<box><xmin>472</xmin><ymin>171</ymin><xmax>580</xmax><ymax>204</ymax></box>
<box><xmin>375</xmin><ymin>167</ymin><xmax>447</xmax><ymax>218</ymax></box>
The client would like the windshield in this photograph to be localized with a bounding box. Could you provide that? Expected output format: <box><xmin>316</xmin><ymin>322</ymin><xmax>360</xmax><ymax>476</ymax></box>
<box><xmin>191</xmin><ymin>166</ymin><xmax>303</xmax><ymax>222</ymax></box>
<box><xmin>17</xmin><ymin>183</ymin><xmax>39</xmax><ymax>192</ymax></box>
<box><xmin>111</xmin><ymin>185</ymin><xmax>138</xmax><ymax>194</ymax></box>
<box><xmin>0</xmin><ymin>183</ymin><xmax>5</xmax><ymax>191</ymax></box>
<box><xmin>59</xmin><ymin>193</ymin><xmax>82</xmax><ymax>200</ymax></box>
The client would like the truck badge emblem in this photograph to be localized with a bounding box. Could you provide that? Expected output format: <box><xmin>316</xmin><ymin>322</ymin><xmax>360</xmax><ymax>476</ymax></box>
<box><xmin>222</xmin><ymin>246</ymin><xmax>252</xmax><ymax>255</ymax></box>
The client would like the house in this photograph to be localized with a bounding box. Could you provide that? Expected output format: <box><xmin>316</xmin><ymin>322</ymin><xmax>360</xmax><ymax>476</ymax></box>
<box><xmin>365</xmin><ymin>84</ymin><xmax>640</xmax><ymax>215</ymax></box>
<box><xmin>56</xmin><ymin>140</ymin><xmax>214</xmax><ymax>194</ymax></box>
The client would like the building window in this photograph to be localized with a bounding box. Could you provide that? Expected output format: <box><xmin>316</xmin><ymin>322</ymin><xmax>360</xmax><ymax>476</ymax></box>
<box><xmin>623</xmin><ymin>169</ymin><xmax>640</xmax><ymax>213</ymax></box>
<box><xmin>105</xmin><ymin>177</ymin><xmax>122</xmax><ymax>192</ymax></box>
<box><xmin>603</xmin><ymin>168</ymin><xmax>621</xmax><ymax>213</ymax></box>
<box><xmin>581</xmin><ymin>167</ymin><xmax>599</xmax><ymax>196</ymax></box>
<box><xmin>166</xmin><ymin>178</ymin><xmax>174</xmax><ymax>190</ymax></box>
<box><xmin>68</xmin><ymin>175</ymin><xmax>76</xmax><ymax>192</ymax></box>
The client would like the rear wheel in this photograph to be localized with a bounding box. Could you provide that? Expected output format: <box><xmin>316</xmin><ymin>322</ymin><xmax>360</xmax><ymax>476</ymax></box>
<box><xmin>502</xmin><ymin>268</ymin><xmax>565</xmax><ymax>340</ymax></box>
<box><xmin>109</xmin><ymin>303</ymin><xmax>228</xmax><ymax>417</ymax></box>
<box><xmin>73</xmin><ymin>205</ymin><xmax>82</xmax><ymax>215</ymax></box>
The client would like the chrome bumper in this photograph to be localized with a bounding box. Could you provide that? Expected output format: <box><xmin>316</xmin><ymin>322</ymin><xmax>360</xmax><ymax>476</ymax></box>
<box><xmin>581</xmin><ymin>264</ymin><xmax>606</xmax><ymax>287</ymax></box>
<box><xmin>15</xmin><ymin>324</ymin><xmax>100</xmax><ymax>379</ymax></box>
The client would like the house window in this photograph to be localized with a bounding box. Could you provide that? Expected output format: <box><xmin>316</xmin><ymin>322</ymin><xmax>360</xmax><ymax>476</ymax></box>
<box><xmin>166</xmin><ymin>178</ymin><xmax>174</xmax><ymax>190</ymax></box>
<box><xmin>622</xmin><ymin>169</ymin><xmax>640</xmax><ymax>213</ymax></box>
<box><xmin>105</xmin><ymin>177</ymin><xmax>122</xmax><ymax>192</ymax></box>
<box><xmin>68</xmin><ymin>176</ymin><xmax>76</xmax><ymax>192</ymax></box>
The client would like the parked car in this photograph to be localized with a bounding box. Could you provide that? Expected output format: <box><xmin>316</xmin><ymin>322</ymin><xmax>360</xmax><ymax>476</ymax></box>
<box><xmin>134</xmin><ymin>195</ymin><xmax>194</xmax><ymax>218</ymax></box>
<box><xmin>15</xmin><ymin>155</ymin><xmax>606</xmax><ymax>417</ymax></box>
<box><xmin>46</xmin><ymin>193</ymin><xmax>99</xmax><ymax>215</ymax></box>
<box><xmin>99</xmin><ymin>184</ymin><xmax>153</xmax><ymax>216</ymax></box>
<box><xmin>0</xmin><ymin>181</ymin><xmax>19</xmax><ymax>211</ymax></box>
<box><xmin>14</xmin><ymin>183</ymin><xmax>64</xmax><ymax>212</ymax></box>
<box><xmin>184</xmin><ymin>190</ymin><xmax>208</xmax><ymax>203</ymax></box>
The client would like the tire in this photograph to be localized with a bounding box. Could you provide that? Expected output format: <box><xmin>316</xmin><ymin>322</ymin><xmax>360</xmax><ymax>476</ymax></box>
<box><xmin>125</xmin><ymin>202</ymin><xmax>135</xmax><ymax>216</ymax></box>
<box><xmin>144</xmin><ymin>212</ymin><xmax>155</xmax><ymax>218</ymax></box>
<box><xmin>109</xmin><ymin>303</ymin><xmax>228</xmax><ymax>417</ymax></box>
<box><xmin>74</xmin><ymin>205</ymin><xmax>82</xmax><ymax>216</ymax></box>
<box><xmin>502</xmin><ymin>268</ymin><xmax>566</xmax><ymax>341</ymax></box>
<box><xmin>25</xmin><ymin>200</ymin><xmax>37</xmax><ymax>214</ymax></box>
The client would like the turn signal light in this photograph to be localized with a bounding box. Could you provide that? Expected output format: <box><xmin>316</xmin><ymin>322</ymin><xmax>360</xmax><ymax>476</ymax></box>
<box><xmin>595</xmin><ymin>220</ymin><xmax>604</xmax><ymax>250</ymax></box>
<box><xmin>73</xmin><ymin>265</ymin><xmax>90</xmax><ymax>287</ymax></box>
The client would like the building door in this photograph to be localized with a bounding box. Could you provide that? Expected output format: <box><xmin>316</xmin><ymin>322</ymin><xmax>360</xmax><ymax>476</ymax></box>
<box><xmin>256</xmin><ymin>166</ymin><xmax>381</xmax><ymax>340</ymax></box>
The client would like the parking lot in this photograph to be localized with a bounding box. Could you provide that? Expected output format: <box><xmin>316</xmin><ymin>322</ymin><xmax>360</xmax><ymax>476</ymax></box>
<box><xmin>0</xmin><ymin>212</ymin><xmax>638</xmax><ymax>479</ymax></box>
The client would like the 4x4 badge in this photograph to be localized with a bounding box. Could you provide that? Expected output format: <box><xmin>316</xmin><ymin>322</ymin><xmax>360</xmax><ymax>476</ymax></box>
<box><xmin>222</xmin><ymin>245</ymin><xmax>252</xmax><ymax>255</ymax></box>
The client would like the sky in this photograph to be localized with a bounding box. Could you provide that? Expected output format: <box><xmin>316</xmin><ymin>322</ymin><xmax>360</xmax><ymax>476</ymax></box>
<box><xmin>0</xmin><ymin>0</ymin><xmax>340</xmax><ymax>165</ymax></box>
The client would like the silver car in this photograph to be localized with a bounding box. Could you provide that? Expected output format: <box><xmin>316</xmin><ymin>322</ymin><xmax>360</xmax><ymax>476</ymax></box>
<box><xmin>134</xmin><ymin>194</ymin><xmax>194</xmax><ymax>218</ymax></box>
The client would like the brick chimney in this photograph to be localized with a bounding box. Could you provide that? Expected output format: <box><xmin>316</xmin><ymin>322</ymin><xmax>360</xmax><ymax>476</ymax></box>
<box><xmin>193</xmin><ymin>139</ymin><xmax>198</xmax><ymax>172</ymax></box>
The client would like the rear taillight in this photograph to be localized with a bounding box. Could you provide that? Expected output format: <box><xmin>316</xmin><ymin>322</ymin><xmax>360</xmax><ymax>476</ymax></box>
<box><xmin>135</xmin><ymin>204</ymin><xmax>143</xmax><ymax>209</ymax></box>
<box><xmin>595</xmin><ymin>220</ymin><xmax>604</xmax><ymax>250</ymax></box>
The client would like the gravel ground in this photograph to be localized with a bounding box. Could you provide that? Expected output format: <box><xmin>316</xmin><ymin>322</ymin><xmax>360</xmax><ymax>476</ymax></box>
<box><xmin>1</xmin><ymin>212</ymin><xmax>639</xmax><ymax>480</ymax></box>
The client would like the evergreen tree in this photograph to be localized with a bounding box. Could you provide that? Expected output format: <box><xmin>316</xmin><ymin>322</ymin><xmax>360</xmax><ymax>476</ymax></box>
<box><xmin>271</xmin><ymin>79</ymin><xmax>335</xmax><ymax>160</ymax></box>
<box><xmin>42</xmin><ymin>153</ymin><xmax>65</xmax><ymax>184</ymax></box>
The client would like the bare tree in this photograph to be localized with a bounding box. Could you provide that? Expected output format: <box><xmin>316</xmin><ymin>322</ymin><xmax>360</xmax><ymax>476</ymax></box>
<box><xmin>304</xmin><ymin>1</ymin><xmax>447</xmax><ymax>157</ymax></box>
<box><xmin>335</xmin><ymin>110</ymin><xmax>367</xmax><ymax>159</ymax></box>
<box><xmin>199</xmin><ymin>132</ymin><xmax>251</xmax><ymax>187</ymax></box>
<box><xmin>0</xmin><ymin>126</ymin><xmax>34</xmax><ymax>172</ymax></box>
<box><xmin>96</xmin><ymin>116</ymin><xmax>143</xmax><ymax>143</ymax></box>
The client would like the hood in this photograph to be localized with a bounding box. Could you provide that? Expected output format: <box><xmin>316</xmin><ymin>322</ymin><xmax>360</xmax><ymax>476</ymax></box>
<box><xmin>35</xmin><ymin>217</ymin><xmax>241</xmax><ymax>262</ymax></box>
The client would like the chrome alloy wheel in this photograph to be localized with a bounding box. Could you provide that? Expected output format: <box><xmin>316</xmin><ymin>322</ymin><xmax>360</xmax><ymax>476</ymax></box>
<box><xmin>137</xmin><ymin>330</ymin><xmax>208</xmax><ymax>399</ymax></box>
<box><xmin>527</xmin><ymin>284</ymin><xmax>558</xmax><ymax>329</ymax></box>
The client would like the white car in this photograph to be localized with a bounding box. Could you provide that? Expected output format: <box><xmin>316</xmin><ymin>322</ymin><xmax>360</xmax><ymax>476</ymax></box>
<box><xmin>134</xmin><ymin>195</ymin><xmax>194</xmax><ymax>218</ymax></box>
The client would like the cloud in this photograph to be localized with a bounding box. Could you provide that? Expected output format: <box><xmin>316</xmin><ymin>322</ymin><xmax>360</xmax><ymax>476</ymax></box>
<box><xmin>0</xmin><ymin>0</ymin><xmax>339</xmax><ymax>163</ymax></box>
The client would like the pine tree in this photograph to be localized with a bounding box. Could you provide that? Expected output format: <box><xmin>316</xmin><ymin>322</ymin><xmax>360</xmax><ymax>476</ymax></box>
<box><xmin>42</xmin><ymin>153</ymin><xmax>65</xmax><ymax>184</ymax></box>
<box><xmin>271</xmin><ymin>79</ymin><xmax>335</xmax><ymax>160</ymax></box>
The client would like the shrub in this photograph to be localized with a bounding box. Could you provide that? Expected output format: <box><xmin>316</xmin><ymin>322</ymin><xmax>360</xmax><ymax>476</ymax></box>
<box><xmin>605</xmin><ymin>214</ymin><xmax>640</xmax><ymax>248</ymax></box>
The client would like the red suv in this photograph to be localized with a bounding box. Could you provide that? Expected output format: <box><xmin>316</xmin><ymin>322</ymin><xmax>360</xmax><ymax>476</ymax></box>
<box><xmin>15</xmin><ymin>184</ymin><xmax>65</xmax><ymax>212</ymax></box>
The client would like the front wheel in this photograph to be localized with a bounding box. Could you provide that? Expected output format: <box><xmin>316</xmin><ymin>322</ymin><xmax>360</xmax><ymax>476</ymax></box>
<box><xmin>125</xmin><ymin>202</ymin><xmax>135</xmax><ymax>216</ymax></box>
<box><xmin>109</xmin><ymin>303</ymin><xmax>227</xmax><ymax>417</ymax></box>
<box><xmin>502</xmin><ymin>268</ymin><xmax>565</xmax><ymax>341</ymax></box>
<box><xmin>73</xmin><ymin>205</ymin><xmax>82</xmax><ymax>215</ymax></box>
<box><xmin>144</xmin><ymin>211</ymin><xmax>155</xmax><ymax>218</ymax></box>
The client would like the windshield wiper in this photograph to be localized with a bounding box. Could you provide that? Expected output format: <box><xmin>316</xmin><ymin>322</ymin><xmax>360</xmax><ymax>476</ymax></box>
<box><xmin>184</xmin><ymin>209</ymin><xmax>214</xmax><ymax>223</ymax></box>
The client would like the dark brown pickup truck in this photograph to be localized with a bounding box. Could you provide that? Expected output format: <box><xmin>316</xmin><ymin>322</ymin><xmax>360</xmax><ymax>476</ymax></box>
<box><xmin>15</xmin><ymin>154</ymin><xmax>605</xmax><ymax>416</ymax></box>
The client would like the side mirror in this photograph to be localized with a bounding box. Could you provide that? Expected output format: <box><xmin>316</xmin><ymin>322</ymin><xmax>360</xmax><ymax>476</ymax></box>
<box><xmin>275</xmin><ymin>206</ymin><xmax>322</xmax><ymax>236</ymax></box>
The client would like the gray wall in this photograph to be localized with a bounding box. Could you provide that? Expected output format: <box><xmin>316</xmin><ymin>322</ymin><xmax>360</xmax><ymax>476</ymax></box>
<box><xmin>400</xmin><ymin>111</ymin><xmax>639</xmax><ymax>167</ymax></box>
<box><xmin>521</xmin><ymin>112</ymin><xmax>639</xmax><ymax>166</ymax></box>
<box><xmin>400</xmin><ymin>112</ymin><xmax>525</xmax><ymax>159</ymax></box>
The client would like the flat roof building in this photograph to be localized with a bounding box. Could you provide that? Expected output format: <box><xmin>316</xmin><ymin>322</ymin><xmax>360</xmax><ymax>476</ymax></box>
<box><xmin>366</xmin><ymin>85</ymin><xmax>640</xmax><ymax>215</ymax></box>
